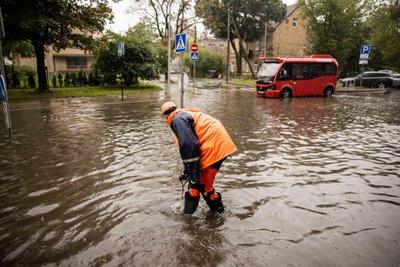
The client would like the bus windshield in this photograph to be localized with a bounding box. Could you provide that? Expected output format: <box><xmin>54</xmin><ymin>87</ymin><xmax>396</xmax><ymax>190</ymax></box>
<box><xmin>257</xmin><ymin>63</ymin><xmax>281</xmax><ymax>78</ymax></box>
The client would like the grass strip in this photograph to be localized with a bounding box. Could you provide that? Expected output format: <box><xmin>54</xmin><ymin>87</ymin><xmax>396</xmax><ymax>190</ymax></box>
<box><xmin>8</xmin><ymin>84</ymin><xmax>162</xmax><ymax>101</ymax></box>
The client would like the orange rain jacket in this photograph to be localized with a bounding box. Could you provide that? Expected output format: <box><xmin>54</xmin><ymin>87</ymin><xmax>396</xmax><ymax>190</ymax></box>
<box><xmin>166</xmin><ymin>108</ymin><xmax>237</xmax><ymax>183</ymax></box>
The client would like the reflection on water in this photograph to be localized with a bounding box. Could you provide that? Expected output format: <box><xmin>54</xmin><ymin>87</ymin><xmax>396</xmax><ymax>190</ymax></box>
<box><xmin>1</xmin><ymin>90</ymin><xmax>399</xmax><ymax>266</ymax></box>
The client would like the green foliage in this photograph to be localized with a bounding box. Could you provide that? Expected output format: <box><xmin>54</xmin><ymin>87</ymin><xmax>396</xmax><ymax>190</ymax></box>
<box><xmin>28</xmin><ymin>75</ymin><xmax>36</xmax><ymax>89</ymax></box>
<box><xmin>370</xmin><ymin>0</ymin><xmax>400</xmax><ymax>72</ymax></box>
<box><xmin>11</xmin><ymin>72</ymin><xmax>20</xmax><ymax>89</ymax></box>
<box><xmin>7</xmin><ymin>85</ymin><xmax>162</xmax><ymax>101</ymax></box>
<box><xmin>2</xmin><ymin>0</ymin><xmax>114</xmax><ymax>92</ymax></box>
<box><xmin>94</xmin><ymin>27</ymin><xmax>161</xmax><ymax>87</ymax></box>
<box><xmin>184</xmin><ymin>51</ymin><xmax>225</xmax><ymax>77</ymax></box>
<box><xmin>83</xmin><ymin>73</ymin><xmax>88</xmax><ymax>86</ymax></box>
<box><xmin>88</xmin><ymin>73</ymin><xmax>95</xmax><ymax>86</ymax></box>
<box><xmin>52</xmin><ymin>75</ymin><xmax>57</xmax><ymax>88</ymax></box>
<box><xmin>196</xmin><ymin>0</ymin><xmax>286</xmax><ymax>76</ymax></box>
<box><xmin>299</xmin><ymin>0</ymin><xmax>369</xmax><ymax>77</ymax></box>
<box><xmin>196</xmin><ymin>0</ymin><xmax>286</xmax><ymax>42</ymax></box>
<box><xmin>58</xmin><ymin>73</ymin><xmax>63</xmax><ymax>87</ymax></box>
<box><xmin>64</xmin><ymin>73</ymin><xmax>71</xmax><ymax>87</ymax></box>
<box><xmin>94</xmin><ymin>72</ymin><xmax>101</xmax><ymax>86</ymax></box>
<box><xmin>298</xmin><ymin>0</ymin><xmax>400</xmax><ymax>76</ymax></box>
<box><xmin>14</xmin><ymin>65</ymin><xmax>37</xmax><ymax>77</ymax></box>
<box><xmin>71</xmin><ymin>73</ymin><xmax>77</xmax><ymax>87</ymax></box>
<box><xmin>77</xmin><ymin>72</ymin><xmax>87</xmax><ymax>87</ymax></box>
<box><xmin>2</xmin><ymin>41</ymin><xmax>35</xmax><ymax>60</ymax></box>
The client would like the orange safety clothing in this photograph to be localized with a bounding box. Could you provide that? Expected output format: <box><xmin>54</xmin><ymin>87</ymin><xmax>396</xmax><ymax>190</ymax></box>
<box><xmin>166</xmin><ymin>108</ymin><xmax>237</xmax><ymax>170</ymax></box>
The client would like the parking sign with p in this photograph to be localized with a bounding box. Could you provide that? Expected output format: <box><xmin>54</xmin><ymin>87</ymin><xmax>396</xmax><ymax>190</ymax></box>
<box><xmin>361</xmin><ymin>45</ymin><xmax>371</xmax><ymax>55</ymax></box>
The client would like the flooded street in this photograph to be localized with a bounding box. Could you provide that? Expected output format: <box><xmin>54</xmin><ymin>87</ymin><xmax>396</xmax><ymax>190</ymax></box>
<box><xmin>1</xmin><ymin>85</ymin><xmax>399</xmax><ymax>266</ymax></box>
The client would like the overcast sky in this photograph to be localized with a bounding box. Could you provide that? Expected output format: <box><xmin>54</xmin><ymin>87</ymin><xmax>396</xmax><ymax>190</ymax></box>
<box><xmin>106</xmin><ymin>0</ymin><xmax>297</xmax><ymax>34</ymax></box>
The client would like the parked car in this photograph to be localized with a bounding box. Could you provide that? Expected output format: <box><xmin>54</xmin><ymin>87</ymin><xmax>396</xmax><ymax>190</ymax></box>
<box><xmin>392</xmin><ymin>73</ymin><xmax>400</xmax><ymax>88</ymax></box>
<box><xmin>207</xmin><ymin>70</ymin><xmax>218</xmax><ymax>78</ymax></box>
<box><xmin>341</xmin><ymin>71</ymin><xmax>393</xmax><ymax>89</ymax></box>
<box><xmin>379</xmin><ymin>70</ymin><xmax>397</xmax><ymax>74</ymax></box>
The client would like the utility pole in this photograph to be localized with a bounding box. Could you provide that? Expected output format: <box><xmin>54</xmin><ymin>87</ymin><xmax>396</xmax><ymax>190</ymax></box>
<box><xmin>226</xmin><ymin>7</ymin><xmax>230</xmax><ymax>84</ymax></box>
<box><xmin>193</xmin><ymin>25</ymin><xmax>197</xmax><ymax>92</ymax></box>
<box><xmin>264</xmin><ymin>22</ymin><xmax>268</xmax><ymax>57</ymax></box>
<box><xmin>167</xmin><ymin>24</ymin><xmax>171</xmax><ymax>97</ymax></box>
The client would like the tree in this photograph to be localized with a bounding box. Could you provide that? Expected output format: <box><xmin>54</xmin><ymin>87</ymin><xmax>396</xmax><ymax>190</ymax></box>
<box><xmin>93</xmin><ymin>30</ymin><xmax>161</xmax><ymax>87</ymax></box>
<box><xmin>196</xmin><ymin>0</ymin><xmax>286</xmax><ymax>76</ymax></box>
<box><xmin>64</xmin><ymin>73</ymin><xmax>70</xmax><ymax>87</ymax></box>
<box><xmin>299</xmin><ymin>0</ymin><xmax>370</xmax><ymax>76</ymax></box>
<box><xmin>184</xmin><ymin>50</ymin><xmax>225</xmax><ymax>77</ymax></box>
<box><xmin>57</xmin><ymin>72</ymin><xmax>63</xmax><ymax>87</ymax></box>
<box><xmin>28</xmin><ymin>75</ymin><xmax>36</xmax><ymax>89</ymax></box>
<box><xmin>129</xmin><ymin>0</ymin><xmax>197</xmax><ymax>44</ymax></box>
<box><xmin>2</xmin><ymin>0</ymin><xmax>114</xmax><ymax>93</ymax></box>
<box><xmin>127</xmin><ymin>22</ymin><xmax>168</xmax><ymax>75</ymax></box>
<box><xmin>370</xmin><ymin>0</ymin><xmax>400</xmax><ymax>72</ymax></box>
<box><xmin>52</xmin><ymin>75</ymin><xmax>57</xmax><ymax>88</ymax></box>
<box><xmin>71</xmin><ymin>73</ymin><xmax>77</xmax><ymax>87</ymax></box>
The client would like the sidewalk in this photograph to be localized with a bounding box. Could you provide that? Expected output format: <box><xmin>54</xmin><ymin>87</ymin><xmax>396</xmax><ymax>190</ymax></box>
<box><xmin>335</xmin><ymin>85</ymin><xmax>391</xmax><ymax>94</ymax></box>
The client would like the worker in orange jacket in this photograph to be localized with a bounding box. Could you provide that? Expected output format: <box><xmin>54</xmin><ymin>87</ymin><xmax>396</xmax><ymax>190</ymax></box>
<box><xmin>161</xmin><ymin>102</ymin><xmax>237</xmax><ymax>214</ymax></box>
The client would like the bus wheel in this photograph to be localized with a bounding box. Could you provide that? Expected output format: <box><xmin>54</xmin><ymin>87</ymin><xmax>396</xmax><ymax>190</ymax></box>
<box><xmin>324</xmin><ymin>87</ymin><xmax>334</xmax><ymax>97</ymax></box>
<box><xmin>280</xmin><ymin>88</ymin><xmax>292</xmax><ymax>98</ymax></box>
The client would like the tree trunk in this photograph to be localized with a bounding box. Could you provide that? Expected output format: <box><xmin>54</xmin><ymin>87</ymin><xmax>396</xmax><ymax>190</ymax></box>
<box><xmin>230</xmin><ymin>39</ymin><xmax>240</xmax><ymax>76</ymax></box>
<box><xmin>238</xmin><ymin>45</ymin><xmax>243</xmax><ymax>75</ymax></box>
<box><xmin>34</xmin><ymin>43</ymin><xmax>50</xmax><ymax>93</ymax></box>
<box><xmin>231</xmin><ymin>15</ymin><xmax>255</xmax><ymax>78</ymax></box>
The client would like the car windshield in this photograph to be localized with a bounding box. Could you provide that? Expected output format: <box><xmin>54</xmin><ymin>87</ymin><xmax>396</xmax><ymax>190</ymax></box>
<box><xmin>257</xmin><ymin>63</ymin><xmax>281</xmax><ymax>78</ymax></box>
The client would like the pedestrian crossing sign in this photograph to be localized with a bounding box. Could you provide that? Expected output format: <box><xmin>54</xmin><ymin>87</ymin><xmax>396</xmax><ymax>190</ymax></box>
<box><xmin>190</xmin><ymin>52</ymin><xmax>199</xmax><ymax>61</ymax></box>
<box><xmin>175</xmin><ymin>34</ymin><xmax>188</xmax><ymax>53</ymax></box>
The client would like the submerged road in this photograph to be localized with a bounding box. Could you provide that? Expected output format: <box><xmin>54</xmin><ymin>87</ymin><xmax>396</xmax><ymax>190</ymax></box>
<box><xmin>1</xmin><ymin>82</ymin><xmax>399</xmax><ymax>266</ymax></box>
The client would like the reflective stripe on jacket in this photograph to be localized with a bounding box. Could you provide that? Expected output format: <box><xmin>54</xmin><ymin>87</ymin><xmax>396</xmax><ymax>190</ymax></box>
<box><xmin>167</xmin><ymin>108</ymin><xmax>237</xmax><ymax>179</ymax></box>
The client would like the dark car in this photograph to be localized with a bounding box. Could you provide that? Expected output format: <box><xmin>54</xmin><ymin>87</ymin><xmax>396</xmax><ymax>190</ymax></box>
<box><xmin>341</xmin><ymin>71</ymin><xmax>393</xmax><ymax>89</ymax></box>
<box><xmin>392</xmin><ymin>73</ymin><xmax>400</xmax><ymax>88</ymax></box>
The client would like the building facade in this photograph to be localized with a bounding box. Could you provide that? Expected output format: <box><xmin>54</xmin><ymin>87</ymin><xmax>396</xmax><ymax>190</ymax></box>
<box><xmin>271</xmin><ymin>4</ymin><xmax>308</xmax><ymax>58</ymax></box>
<box><xmin>14</xmin><ymin>46</ymin><xmax>94</xmax><ymax>75</ymax></box>
<box><xmin>231</xmin><ymin>4</ymin><xmax>309</xmax><ymax>76</ymax></box>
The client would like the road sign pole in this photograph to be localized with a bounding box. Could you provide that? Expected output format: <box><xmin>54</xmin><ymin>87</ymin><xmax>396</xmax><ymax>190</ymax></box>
<box><xmin>360</xmin><ymin>65</ymin><xmax>364</xmax><ymax>87</ymax></box>
<box><xmin>117</xmin><ymin>42</ymin><xmax>125</xmax><ymax>101</ymax></box>
<box><xmin>192</xmin><ymin>54</ymin><xmax>195</xmax><ymax>91</ymax></box>
<box><xmin>180</xmin><ymin>53</ymin><xmax>184</xmax><ymax>108</ymax></box>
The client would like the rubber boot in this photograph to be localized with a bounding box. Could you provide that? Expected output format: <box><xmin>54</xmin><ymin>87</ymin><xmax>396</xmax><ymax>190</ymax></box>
<box><xmin>204</xmin><ymin>192</ymin><xmax>224</xmax><ymax>213</ymax></box>
<box><xmin>184</xmin><ymin>192</ymin><xmax>200</xmax><ymax>215</ymax></box>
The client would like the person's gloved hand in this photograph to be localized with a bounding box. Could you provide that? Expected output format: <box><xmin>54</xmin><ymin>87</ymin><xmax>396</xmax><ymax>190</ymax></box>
<box><xmin>179</xmin><ymin>171</ymin><xmax>189</xmax><ymax>182</ymax></box>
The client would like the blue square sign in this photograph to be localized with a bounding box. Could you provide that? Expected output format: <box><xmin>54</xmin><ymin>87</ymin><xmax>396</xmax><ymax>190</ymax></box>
<box><xmin>175</xmin><ymin>34</ymin><xmax>187</xmax><ymax>53</ymax></box>
<box><xmin>360</xmin><ymin>45</ymin><xmax>371</xmax><ymax>55</ymax></box>
<box><xmin>190</xmin><ymin>52</ymin><xmax>199</xmax><ymax>61</ymax></box>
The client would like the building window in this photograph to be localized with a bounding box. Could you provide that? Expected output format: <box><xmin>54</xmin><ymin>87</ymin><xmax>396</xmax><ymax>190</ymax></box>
<box><xmin>292</xmin><ymin>18</ymin><xmax>298</xmax><ymax>28</ymax></box>
<box><xmin>66</xmin><ymin>57</ymin><xmax>88</xmax><ymax>69</ymax></box>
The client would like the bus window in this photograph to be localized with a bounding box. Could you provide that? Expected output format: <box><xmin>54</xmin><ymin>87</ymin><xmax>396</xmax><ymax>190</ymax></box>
<box><xmin>277</xmin><ymin>63</ymin><xmax>292</xmax><ymax>81</ymax></box>
<box><xmin>325</xmin><ymin>63</ymin><xmax>336</xmax><ymax>75</ymax></box>
<box><xmin>257</xmin><ymin>63</ymin><xmax>281</xmax><ymax>78</ymax></box>
<box><xmin>309</xmin><ymin>63</ymin><xmax>324</xmax><ymax>78</ymax></box>
<box><xmin>292</xmin><ymin>63</ymin><xmax>309</xmax><ymax>80</ymax></box>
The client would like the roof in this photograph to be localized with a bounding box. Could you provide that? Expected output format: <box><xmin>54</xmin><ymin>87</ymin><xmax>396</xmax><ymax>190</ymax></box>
<box><xmin>286</xmin><ymin>4</ymin><xmax>297</xmax><ymax>18</ymax></box>
<box><xmin>271</xmin><ymin>4</ymin><xmax>298</xmax><ymax>28</ymax></box>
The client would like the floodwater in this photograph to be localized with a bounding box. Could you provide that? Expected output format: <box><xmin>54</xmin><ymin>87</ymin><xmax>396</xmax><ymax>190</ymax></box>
<box><xmin>1</xmin><ymin>85</ymin><xmax>399</xmax><ymax>266</ymax></box>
